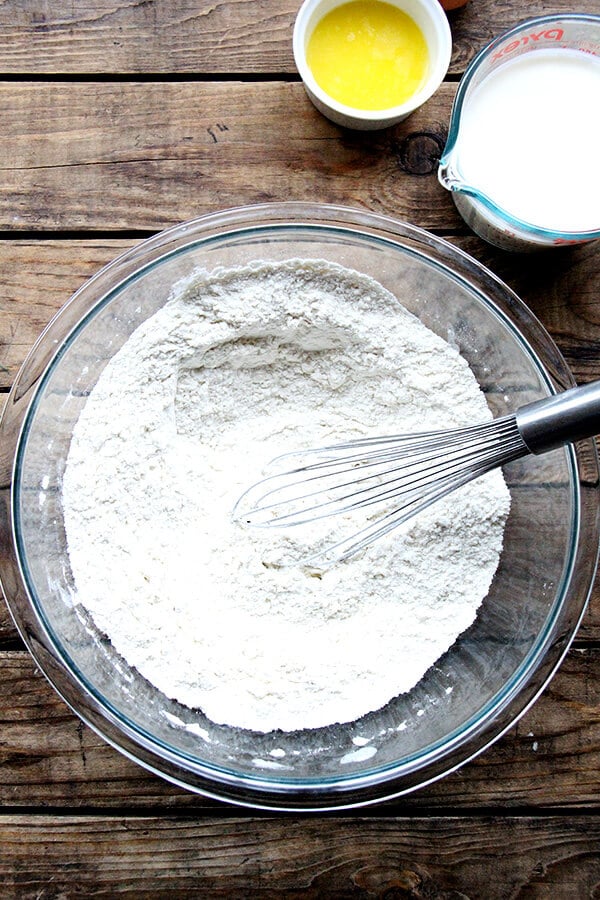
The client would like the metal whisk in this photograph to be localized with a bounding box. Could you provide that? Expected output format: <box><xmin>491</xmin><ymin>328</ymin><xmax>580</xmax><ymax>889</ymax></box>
<box><xmin>233</xmin><ymin>380</ymin><xmax>600</xmax><ymax>566</ymax></box>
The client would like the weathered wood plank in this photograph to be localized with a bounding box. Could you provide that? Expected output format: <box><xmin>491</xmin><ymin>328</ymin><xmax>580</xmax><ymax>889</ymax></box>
<box><xmin>0</xmin><ymin>240</ymin><xmax>133</xmax><ymax>389</ymax></box>
<box><xmin>465</xmin><ymin>237</ymin><xmax>600</xmax><ymax>381</ymax></box>
<box><xmin>0</xmin><ymin>0</ymin><xmax>302</xmax><ymax>75</ymax></box>
<box><xmin>0</xmin><ymin>80</ymin><xmax>456</xmax><ymax>231</ymax></box>
<box><xmin>2</xmin><ymin>76</ymin><xmax>598</xmax><ymax>253</ymax></box>
<box><xmin>0</xmin><ymin>0</ymin><xmax>595</xmax><ymax>75</ymax></box>
<box><xmin>1</xmin><ymin>813</ymin><xmax>600</xmax><ymax>896</ymax></box>
<box><xmin>0</xmin><ymin>647</ymin><xmax>599</xmax><ymax>809</ymax></box>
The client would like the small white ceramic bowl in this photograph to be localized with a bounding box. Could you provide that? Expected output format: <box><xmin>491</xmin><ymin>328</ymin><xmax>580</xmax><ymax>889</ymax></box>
<box><xmin>293</xmin><ymin>0</ymin><xmax>452</xmax><ymax>130</ymax></box>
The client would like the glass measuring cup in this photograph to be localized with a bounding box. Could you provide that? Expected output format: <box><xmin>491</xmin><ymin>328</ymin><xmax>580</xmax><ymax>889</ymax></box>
<box><xmin>438</xmin><ymin>15</ymin><xmax>600</xmax><ymax>251</ymax></box>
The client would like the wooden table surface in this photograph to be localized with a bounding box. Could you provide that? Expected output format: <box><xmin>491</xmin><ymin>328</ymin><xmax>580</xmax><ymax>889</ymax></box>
<box><xmin>1</xmin><ymin>1</ymin><xmax>599</xmax><ymax>895</ymax></box>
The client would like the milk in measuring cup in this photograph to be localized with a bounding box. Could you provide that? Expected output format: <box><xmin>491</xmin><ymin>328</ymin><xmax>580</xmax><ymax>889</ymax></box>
<box><xmin>454</xmin><ymin>49</ymin><xmax>600</xmax><ymax>233</ymax></box>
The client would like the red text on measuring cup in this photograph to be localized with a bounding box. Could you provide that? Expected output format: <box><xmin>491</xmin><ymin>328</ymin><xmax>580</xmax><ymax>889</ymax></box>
<box><xmin>492</xmin><ymin>29</ymin><xmax>564</xmax><ymax>62</ymax></box>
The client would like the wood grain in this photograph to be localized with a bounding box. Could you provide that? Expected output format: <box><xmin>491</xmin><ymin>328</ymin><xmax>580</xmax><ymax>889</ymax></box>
<box><xmin>0</xmin><ymin>0</ymin><xmax>597</xmax><ymax>887</ymax></box>
<box><xmin>1</xmin><ymin>813</ymin><xmax>599</xmax><ymax>896</ymax></box>
<box><xmin>0</xmin><ymin>646</ymin><xmax>599</xmax><ymax>810</ymax></box>
<box><xmin>0</xmin><ymin>240</ymin><xmax>133</xmax><ymax>388</ymax></box>
<box><xmin>0</xmin><ymin>80</ymin><xmax>456</xmax><ymax>231</ymax></box>
<box><xmin>0</xmin><ymin>0</ymin><xmax>596</xmax><ymax>75</ymax></box>
<box><xmin>2</xmin><ymin>76</ymin><xmax>597</xmax><ymax>245</ymax></box>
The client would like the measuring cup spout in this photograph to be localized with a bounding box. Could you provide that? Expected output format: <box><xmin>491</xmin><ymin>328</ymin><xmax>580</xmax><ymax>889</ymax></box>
<box><xmin>437</xmin><ymin>157</ymin><xmax>464</xmax><ymax>193</ymax></box>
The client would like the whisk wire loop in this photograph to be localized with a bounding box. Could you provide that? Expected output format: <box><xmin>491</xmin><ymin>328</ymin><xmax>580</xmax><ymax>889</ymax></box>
<box><xmin>236</xmin><ymin>417</ymin><xmax>525</xmax><ymax>527</ymax></box>
<box><xmin>233</xmin><ymin>415</ymin><xmax>529</xmax><ymax>564</ymax></box>
<box><xmin>234</xmin><ymin>380</ymin><xmax>600</xmax><ymax>565</ymax></box>
<box><xmin>306</xmin><ymin>436</ymin><xmax>526</xmax><ymax>566</ymax></box>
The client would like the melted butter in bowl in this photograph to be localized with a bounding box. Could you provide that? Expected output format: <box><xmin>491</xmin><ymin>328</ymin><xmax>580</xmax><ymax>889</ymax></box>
<box><xmin>306</xmin><ymin>0</ymin><xmax>430</xmax><ymax>111</ymax></box>
<box><xmin>293</xmin><ymin>0</ymin><xmax>451</xmax><ymax>129</ymax></box>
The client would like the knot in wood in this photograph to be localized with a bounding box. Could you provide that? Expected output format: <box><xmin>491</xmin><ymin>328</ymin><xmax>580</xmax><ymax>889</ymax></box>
<box><xmin>397</xmin><ymin>132</ymin><xmax>446</xmax><ymax>175</ymax></box>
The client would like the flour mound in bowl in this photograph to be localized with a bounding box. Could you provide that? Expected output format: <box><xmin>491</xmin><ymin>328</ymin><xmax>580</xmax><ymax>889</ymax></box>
<box><xmin>62</xmin><ymin>259</ymin><xmax>511</xmax><ymax>733</ymax></box>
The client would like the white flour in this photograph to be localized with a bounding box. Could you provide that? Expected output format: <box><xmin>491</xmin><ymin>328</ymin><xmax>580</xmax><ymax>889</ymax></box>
<box><xmin>62</xmin><ymin>259</ymin><xmax>510</xmax><ymax>733</ymax></box>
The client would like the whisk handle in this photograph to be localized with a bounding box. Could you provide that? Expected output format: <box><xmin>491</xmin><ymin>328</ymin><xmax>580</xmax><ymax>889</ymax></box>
<box><xmin>516</xmin><ymin>380</ymin><xmax>600</xmax><ymax>454</ymax></box>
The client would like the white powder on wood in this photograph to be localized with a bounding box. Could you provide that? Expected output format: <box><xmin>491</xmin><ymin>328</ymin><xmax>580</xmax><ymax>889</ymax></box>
<box><xmin>62</xmin><ymin>259</ymin><xmax>510</xmax><ymax>733</ymax></box>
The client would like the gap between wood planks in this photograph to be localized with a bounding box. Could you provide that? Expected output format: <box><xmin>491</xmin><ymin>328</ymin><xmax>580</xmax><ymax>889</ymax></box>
<box><xmin>0</xmin><ymin>72</ymin><xmax>303</xmax><ymax>82</ymax></box>
<box><xmin>0</xmin><ymin>229</ymin><xmax>159</xmax><ymax>240</ymax></box>
<box><xmin>0</xmin><ymin>226</ymin><xmax>473</xmax><ymax>241</ymax></box>
<box><xmin>0</xmin><ymin>72</ymin><xmax>467</xmax><ymax>83</ymax></box>
<box><xmin>0</xmin><ymin>805</ymin><xmax>598</xmax><ymax>818</ymax></box>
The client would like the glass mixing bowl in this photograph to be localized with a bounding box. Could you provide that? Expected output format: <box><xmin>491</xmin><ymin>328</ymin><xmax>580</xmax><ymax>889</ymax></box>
<box><xmin>0</xmin><ymin>203</ymin><xmax>598</xmax><ymax>810</ymax></box>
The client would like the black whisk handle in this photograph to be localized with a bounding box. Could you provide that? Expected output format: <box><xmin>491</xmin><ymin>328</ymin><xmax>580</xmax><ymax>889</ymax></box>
<box><xmin>515</xmin><ymin>379</ymin><xmax>600</xmax><ymax>455</ymax></box>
